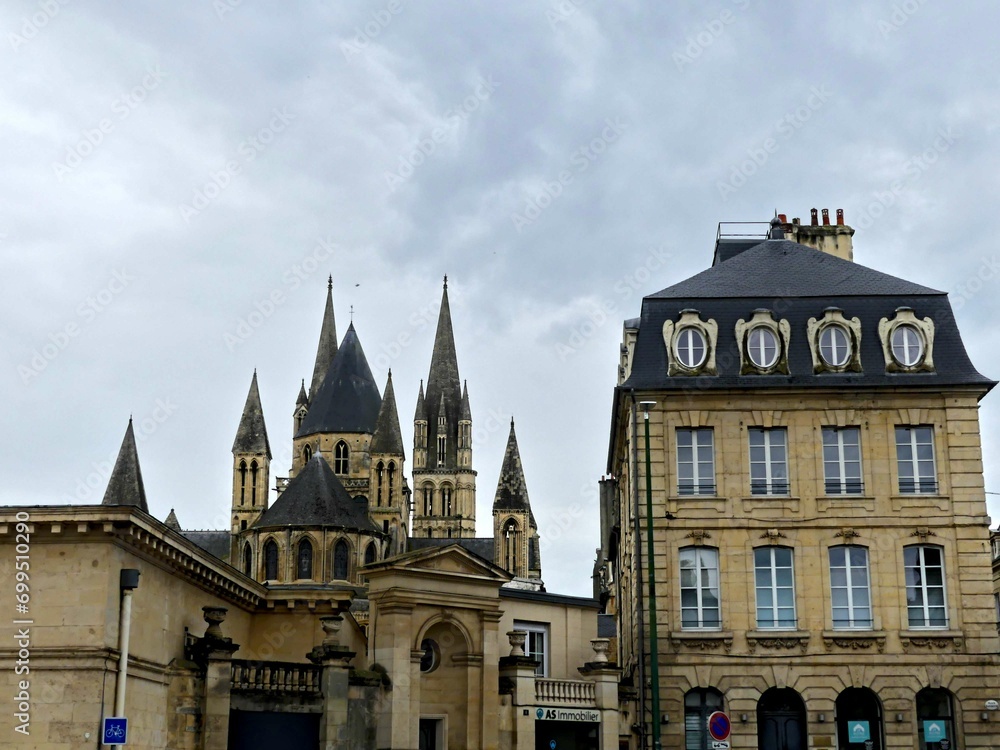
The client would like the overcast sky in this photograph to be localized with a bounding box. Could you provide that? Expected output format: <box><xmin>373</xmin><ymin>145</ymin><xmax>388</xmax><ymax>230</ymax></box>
<box><xmin>3</xmin><ymin>1</ymin><xmax>999</xmax><ymax>597</ymax></box>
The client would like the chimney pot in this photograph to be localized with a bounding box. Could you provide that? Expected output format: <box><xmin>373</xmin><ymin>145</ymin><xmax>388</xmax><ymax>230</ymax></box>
<box><xmin>822</xmin><ymin>208</ymin><xmax>830</xmax><ymax>226</ymax></box>
<box><xmin>777</xmin><ymin>213</ymin><xmax>787</xmax><ymax>223</ymax></box>
<box><xmin>792</xmin><ymin>217</ymin><xmax>800</xmax><ymax>225</ymax></box>
<box><xmin>810</xmin><ymin>208</ymin><xmax>819</xmax><ymax>226</ymax></box>
<box><xmin>836</xmin><ymin>208</ymin><xmax>845</xmax><ymax>226</ymax></box>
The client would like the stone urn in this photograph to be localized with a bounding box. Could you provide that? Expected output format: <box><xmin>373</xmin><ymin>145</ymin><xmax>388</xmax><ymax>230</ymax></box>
<box><xmin>507</xmin><ymin>630</ymin><xmax>527</xmax><ymax>657</ymax></box>
<box><xmin>590</xmin><ymin>638</ymin><xmax>610</xmax><ymax>664</ymax></box>
<box><xmin>202</xmin><ymin>606</ymin><xmax>228</xmax><ymax>639</ymax></box>
<box><xmin>320</xmin><ymin>615</ymin><xmax>344</xmax><ymax>646</ymax></box>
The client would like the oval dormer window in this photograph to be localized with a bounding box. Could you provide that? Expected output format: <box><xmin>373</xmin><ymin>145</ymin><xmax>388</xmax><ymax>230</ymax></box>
<box><xmin>747</xmin><ymin>327</ymin><xmax>779</xmax><ymax>369</ymax></box>
<box><xmin>674</xmin><ymin>327</ymin><xmax>707</xmax><ymax>370</ymax></box>
<box><xmin>891</xmin><ymin>324</ymin><xmax>924</xmax><ymax>367</ymax></box>
<box><xmin>819</xmin><ymin>325</ymin><xmax>851</xmax><ymax>367</ymax></box>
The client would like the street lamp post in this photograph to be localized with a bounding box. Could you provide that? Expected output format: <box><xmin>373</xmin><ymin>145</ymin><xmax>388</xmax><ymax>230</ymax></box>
<box><xmin>639</xmin><ymin>401</ymin><xmax>661</xmax><ymax>750</ymax></box>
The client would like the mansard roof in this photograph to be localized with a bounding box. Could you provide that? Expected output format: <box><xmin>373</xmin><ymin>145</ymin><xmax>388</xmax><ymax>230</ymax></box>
<box><xmin>233</xmin><ymin>371</ymin><xmax>271</xmax><ymax>458</ymax></box>
<box><xmin>371</xmin><ymin>371</ymin><xmax>405</xmax><ymax>456</ymax></box>
<box><xmin>309</xmin><ymin>276</ymin><xmax>338</xmax><ymax>399</ymax></box>
<box><xmin>254</xmin><ymin>454</ymin><xmax>379</xmax><ymax>531</ymax></box>
<box><xmin>297</xmin><ymin>323</ymin><xmax>382</xmax><ymax>437</ymax></box>
<box><xmin>102</xmin><ymin>419</ymin><xmax>149</xmax><ymax>513</ymax></box>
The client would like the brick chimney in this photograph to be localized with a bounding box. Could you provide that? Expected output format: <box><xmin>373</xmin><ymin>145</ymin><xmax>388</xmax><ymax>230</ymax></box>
<box><xmin>778</xmin><ymin>208</ymin><xmax>855</xmax><ymax>262</ymax></box>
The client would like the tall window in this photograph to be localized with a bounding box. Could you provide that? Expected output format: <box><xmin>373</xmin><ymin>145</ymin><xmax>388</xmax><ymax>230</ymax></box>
<box><xmin>514</xmin><ymin>621</ymin><xmax>548</xmax><ymax>676</ymax></box>
<box><xmin>387</xmin><ymin>461</ymin><xmax>396</xmax><ymax>503</ymax></box>
<box><xmin>754</xmin><ymin>547</ymin><xmax>796</xmax><ymax>629</ymax></box>
<box><xmin>333</xmin><ymin>540</ymin><xmax>350</xmax><ymax>581</ymax></box>
<box><xmin>916</xmin><ymin>688</ymin><xmax>954</xmax><ymax>750</ymax></box>
<box><xmin>895</xmin><ymin>426</ymin><xmax>937</xmax><ymax>494</ymax></box>
<box><xmin>677</xmin><ymin>428</ymin><xmax>715</xmax><ymax>495</ymax></box>
<box><xmin>437</xmin><ymin>435</ymin><xmax>446</xmax><ymax>466</ymax></box>
<box><xmin>442</xmin><ymin>486</ymin><xmax>453</xmax><ymax>515</ymax></box>
<box><xmin>243</xmin><ymin>543</ymin><xmax>252</xmax><ymax>577</ymax></box>
<box><xmin>303</xmin><ymin>444</ymin><xmax>312</xmax><ymax>463</ymax></box>
<box><xmin>297</xmin><ymin>539</ymin><xmax>313</xmax><ymax>579</ymax></box>
<box><xmin>685</xmin><ymin>689</ymin><xmax>724</xmax><ymax>750</ymax></box>
<box><xmin>829</xmin><ymin>546</ymin><xmax>872</xmax><ymax>629</ymax></box>
<box><xmin>264</xmin><ymin>540</ymin><xmax>279</xmax><ymax>581</ymax></box>
<box><xmin>503</xmin><ymin>519</ymin><xmax>519</xmax><ymax>573</ymax></box>
<box><xmin>238</xmin><ymin>460</ymin><xmax>247</xmax><ymax>504</ymax></box>
<box><xmin>822</xmin><ymin>427</ymin><xmax>863</xmax><ymax>494</ymax></box>
<box><xmin>364</xmin><ymin>542</ymin><xmax>377</xmax><ymax>566</ymax></box>
<box><xmin>250</xmin><ymin>460</ymin><xmax>259</xmax><ymax>506</ymax></box>
<box><xmin>749</xmin><ymin>428</ymin><xmax>789</xmax><ymax>495</ymax></box>
<box><xmin>334</xmin><ymin>441</ymin><xmax>349</xmax><ymax>475</ymax></box>
<box><xmin>375</xmin><ymin>462</ymin><xmax>384</xmax><ymax>506</ymax></box>
<box><xmin>905</xmin><ymin>545</ymin><xmax>947</xmax><ymax>628</ymax></box>
<box><xmin>423</xmin><ymin>486</ymin><xmax>433</xmax><ymax>515</ymax></box>
<box><xmin>679</xmin><ymin>547</ymin><xmax>720</xmax><ymax>629</ymax></box>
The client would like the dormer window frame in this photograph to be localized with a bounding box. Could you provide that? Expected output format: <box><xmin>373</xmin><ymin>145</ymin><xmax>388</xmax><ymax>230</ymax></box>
<box><xmin>736</xmin><ymin>309</ymin><xmax>791</xmax><ymax>375</ymax></box>
<box><xmin>807</xmin><ymin>308</ymin><xmax>862</xmax><ymax>374</ymax></box>
<box><xmin>663</xmin><ymin>309</ymin><xmax>719</xmax><ymax>377</ymax></box>
<box><xmin>878</xmin><ymin>307</ymin><xmax>935</xmax><ymax>373</ymax></box>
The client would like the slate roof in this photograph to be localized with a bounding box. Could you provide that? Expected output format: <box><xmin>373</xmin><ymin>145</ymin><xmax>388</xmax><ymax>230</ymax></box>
<box><xmin>233</xmin><ymin>371</ymin><xmax>272</xmax><ymax>457</ymax></box>
<box><xmin>309</xmin><ymin>277</ymin><xmax>338</xmax><ymax>399</ymax></box>
<box><xmin>297</xmin><ymin>323</ymin><xmax>382</xmax><ymax>437</ymax></box>
<box><xmin>254</xmin><ymin>454</ymin><xmax>379</xmax><ymax>531</ymax></box>
<box><xmin>492</xmin><ymin>419</ymin><xmax>536</xmax><ymax>526</ymax></box>
<box><xmin>621</xmin><ymin>238</ymin><xmax>993</xmax><ymax>394</ymax></box>
<box><xmin>371</xmin><ymin>371</ymin><xmax>405</xmax><ymax>456</ymax></box>
<box><xmin>418</xmin><ymin>279</ymin><xmax>464</xmax><ymax>468</ymax></box>
<box><xmin>102</xmin><ymin>419</ymin><xmax>149</xmax><ymax>513</ymax></box>
<box><xmin>407</xmin><ymin>536</ymin><xmax>495</xmax><ymax>564</ymax></box>
<box><xmin>182</xmin><ymin>530</ymin><xmax>231</xmax><ymax>561</ymax></box>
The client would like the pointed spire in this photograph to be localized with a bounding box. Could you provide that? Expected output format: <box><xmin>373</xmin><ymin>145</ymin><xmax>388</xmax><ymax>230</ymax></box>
<box><xmin>372</xmin><ymin>371</ymin><xmax>405</xmax><ymax>456</ymax></box>
<box><xmin>233</xmin><ymin>371</ymin><xmax>272</xmax><ymax>458</ymax></box>
<box><xmin>460</xmin><ymin>380</ymin><xmax>472</xmax><ymax>421</ymax></box>
<box><xmin>165</xmin><ymin>508</ymin><xmax>181</xmax><ymax>531</ymax></box>
<box><xmin>423</xmin><ymin>277</ymin><xmax>463</xmax><ymax>466</ymax></box>
<box><xmin>103</xmin><ymin>418</ymin><xmax>149</xmax><ymax>513</ymax></box>
<box><xmin>492</xmin><ymin>418</ymin><xmax>533</xmax><ymax>522</ymax></box>
<box><xmin>309</xmin><ymin>277</ymin><xmax>338</xmax><ymax>399</ymax></box>
<box><xmin>296</xmin><ymin>379</ymin><xmax>309</xmax><ymax>406</ymax></box>
<box><xmin>437</xmin><ymin>392</ymin><xmax>448</xmax><ymax>423</ymax></box>
<box><xmin>414</xmin><ymin>380</ymin><xmax>426</xmax><ymax>421</ymax></box>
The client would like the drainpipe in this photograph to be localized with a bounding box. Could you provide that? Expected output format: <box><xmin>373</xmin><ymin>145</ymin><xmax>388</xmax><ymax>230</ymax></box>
<box><xmin>629</xmin><ymin>391</ymin><xmax>646</xmax><ymax>749</ymax></box>
<box><xmin>640</xmin><ymin>401</ymin><xmax>662</xmax><ymax>750</ymax></box>
<box><xmin>113</xmin><ymin>569</ymin><xmax>140</xmax><ymax>743</ymax></box>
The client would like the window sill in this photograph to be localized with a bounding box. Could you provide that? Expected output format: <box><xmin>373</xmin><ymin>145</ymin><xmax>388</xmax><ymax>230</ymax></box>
<box><xmin>899</xmin><ymin>630</ymin><xmax>964</xmax><ymax>654</ymax></box>
<box><xmin>668</xmin><ymin>630</ymin><xmax>734</xmax><ymax>654</ymax></box>
<box><xmin>818</xmin><ymin>494</ymin><xmax>873</xmax><ymax>501</ymax></box>
<box><xmin>746</xmin><ymin>630</ymin><xmax>810</xmax><ymax>654</ymax></box>
<box><xmin>821</xmin><ymin>630</ymin><xmax>886</xmax><ymax>654</ymax></box>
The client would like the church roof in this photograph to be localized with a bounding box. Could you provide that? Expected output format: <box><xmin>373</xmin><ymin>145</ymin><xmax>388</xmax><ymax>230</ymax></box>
<box><xmin>297</xmin><ymin>323</ymin><xmax>382</xmax><ymax>437</ymax></box>
<box><xmin>309</xmin><ymin>276</ymin><xmax>338</xmax><ymax>399</ymax></box>
<box><xmin>403</xmin><ymin>537</ymin><xmax>499</xmax><ymax>568</ymax></box>
<box><xmin>181</xmin><ymin>530</ymin><xmax>231</xmax><ymax>561</ymax></box>
<box><xmin>233</xmin><ymin>371</ymin><xmax>272</xmax><ymax>458</ymax></box>
<box><xmin>102</xmin><ymin>419</ymin><xmax>149</xmax><ymax>513</ymax></box>
<box><xmin>492</xmin><ymin>419</ymin><xmax>535</xmax><ymax>525</ymax></box>
<box><xmin>414</xmin><ymin>380</ymin><xmax>425</xmax><ymax>422</ymax></box>
<box><xmin>165</xmin><ymin>508</ymin><xmax>181</xmax><ymax>531</ymax></box>
<box><xmin>296</xmin><ymin>379</ymin><xmax>308</xmax><ymax>407</ymax></box>
<box><xmin>419</xmin><ymin>278</ymin><xmax>464</xmax><ymax>468</ymax></box>
<box><xmin>371</xmin><ymin>371</ymin><xmax>405</xmax><ymax>456</ymax></box>
<box><xmin>254</xmin><ymin>454</ymin><xmax>379</xmax><ymax>531</ymax></box>
<box><xmin>460</xmin><ymin>381</ymin><xmax>472</xmax><ymax>421</ymax></box>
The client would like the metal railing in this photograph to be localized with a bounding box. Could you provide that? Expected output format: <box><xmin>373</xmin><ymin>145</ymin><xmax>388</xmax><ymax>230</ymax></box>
<box><xmin>231</xmin><ymin>660</ymin><xmax>322</xmax><ymax>695</ymax></box>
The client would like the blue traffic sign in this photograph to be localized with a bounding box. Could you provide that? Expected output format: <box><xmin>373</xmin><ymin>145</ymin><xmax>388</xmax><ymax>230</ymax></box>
<box><xmin>103</xmin><ymin>717</ymin><xmax>128</xmax><ymax>745</ymax></box>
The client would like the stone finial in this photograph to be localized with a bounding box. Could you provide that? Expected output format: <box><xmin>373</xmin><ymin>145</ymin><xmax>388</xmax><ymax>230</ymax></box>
<box><xmin>202</xmin><ymin>606</ymin><xmax>228</xmax><ymax>639</ymax></box>
<box><xmin>507</xmin><ymin>630</ymin><xmax>527</xmax><ymax>657</ymax></box>
<box><xmin>590</xmin><ymin>638</ymin><xmax>610</xmax><ymax>664</ymax></box>
<box><xmin>320</xmin><ymin>615</ymin><xmax>344</xmax><ymax>646</ymax></box>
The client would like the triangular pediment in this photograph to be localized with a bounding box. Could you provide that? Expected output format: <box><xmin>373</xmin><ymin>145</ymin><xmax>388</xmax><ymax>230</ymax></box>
<box><xmin>368</xmin><ymin>543</ymin><xmax>511</xmax><ymax>583</ymax></box>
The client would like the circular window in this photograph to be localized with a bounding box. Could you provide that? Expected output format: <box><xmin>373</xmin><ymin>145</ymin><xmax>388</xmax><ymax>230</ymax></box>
<box><xmin>674</xmin><ymin>327</ymin><xmax>707</xmax><ymax>369</ymax></box>
<box><xmin>419</xmin><ymin>638</ymin><xmax>440</xmax><ymax>673</ymax></box>
<box><xmin>819</xmin><ymin>325</ymin><xmax>851</xmax><ymax>367</ymax></box>
<box><xmin>747</xmin><ymin>327</ymin><xmax>779</xmax><ymax>369</ymax></box>
<box><xmin>891</xmin><ymin>324</ymin><xmax>924</xmax><ymax>366</ymax></box>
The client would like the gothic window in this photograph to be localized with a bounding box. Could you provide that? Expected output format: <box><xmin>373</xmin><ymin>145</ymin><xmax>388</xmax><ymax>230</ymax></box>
<box><xmin>387</xmin><ymin>462</ymin><xmax>396</xmax><ymax>502</ymax></box>
<box><xmin>264</xmin><ymin>539</ymin><xmax>279</xmax><ymax>581</ymax></box>
<box><xmin>442</xmin><ymin>486</ymin><xmax>453</xmax><ymax>515</ymax></box>
<box><xmin>250</xmin><ymin>460</ymin><xmax>259</xmax><ymax>506</ymax></box>
<box><xmin>376</xmin><ymin>462</ymin><xmax>384</xmax><ymax>506</ymax></box>
<box><xmin>238</xmin><ymin>460</ymin><xmax>247</xmax><ymax>504</ymax></box>
<box><xmin>334</xmin><ymin>441</ymin><xmax>349</xmax><ymax>474</ymax></box>
<box><xmin>243</xmin><ymin>543</ymin><xmax>252</xmax><ymax>577</ymax></box>
<box><xmin>364</xmin><ymin>542</ymin><xmax>377</xmax><ymax>566</ymax></box>
<box><xmin>437</xmin><ymin>435</ymin><xmax>446</xmax><ymax>466</ymax></box>
<box><xmin>423</xmin><ymin>485</ymin><xmax>433</xmax><ymax>515</ymax></box>
<box><xmin>333</xmin><ymin>540</ymin><xmax>350</xmax><ymax>580</ymax></box>
<box><xmin>297</xmin><ymin>539</ymin><xmax>313</xmax><ymax>580</ymax></box>
<box><xmin>303</xmin><ymin>444</ymin><xmax>312</xmax><ymax>463</ymax></box>
<box><xmin>503</xmin><ymin>519</ymin><xmax>520</xmax><ymax>573</ymax></box>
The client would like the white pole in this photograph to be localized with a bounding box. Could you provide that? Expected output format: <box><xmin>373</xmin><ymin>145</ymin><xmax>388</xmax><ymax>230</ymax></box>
<box><xmin>113</xmin><ymin>588</ymin><xmax>134</xmax><ymax>733</ymax></box>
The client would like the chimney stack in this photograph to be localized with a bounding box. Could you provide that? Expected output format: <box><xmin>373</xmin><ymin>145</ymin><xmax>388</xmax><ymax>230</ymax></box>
<box><xmin>780</xmin><ymin>208</ymin><xmax>855</xmax><ymax>262</ymax></box>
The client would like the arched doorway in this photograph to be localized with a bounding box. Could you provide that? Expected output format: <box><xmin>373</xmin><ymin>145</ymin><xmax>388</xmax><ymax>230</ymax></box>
<box><xmin>758</xmin><ymin>687</ymin><xmax>806</xmax><ymax>750</ymax></box>
<box><xmin>685</xmin><ymin>688</ymin><xmax>724</xmax><ymax>750</ymax></box>
<box><xmin>916</xmin><ymin>688</ymin><xmax>955</xmax><ymax>750</ymax></box>
<box><xmin>836</xmin><ymin>687</ymin><xmax>883</xmax><ymax>750</ymax></box>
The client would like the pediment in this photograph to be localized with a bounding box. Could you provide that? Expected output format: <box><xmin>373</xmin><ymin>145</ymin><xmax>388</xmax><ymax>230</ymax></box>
<box><xmin>371</xmin><ymin>543</ymin><xmax>511</xmax><ymax>583</ymax></box>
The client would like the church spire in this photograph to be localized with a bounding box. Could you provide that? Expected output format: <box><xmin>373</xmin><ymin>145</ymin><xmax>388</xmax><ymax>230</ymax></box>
<box><xmin>423</xmin><ymin>276</ymin><xmax>462</xmax><ymax>468</ymax></box>
<box><xmin>309</xmin><ymin>276</ymin><xmax>338</xmax><ymax>400</ymax></box>
<box><xmin>493</xmin><ymin>419</ymin><xmax>534</xmax><ymax>521</ymax></box>
<box><xmin>233</xmin><ymin>370</ymin><xmax>272</xmax><ymax>459</ymax></box>
<box><xmin>103</xmin><ymin>418</ymin><xmax>149</xmax><ymax>513</ymax></box>
<box><xmin>372</xmin><ymin>370</ymin><xmax>405</xmax><ymax>456</ymax></box>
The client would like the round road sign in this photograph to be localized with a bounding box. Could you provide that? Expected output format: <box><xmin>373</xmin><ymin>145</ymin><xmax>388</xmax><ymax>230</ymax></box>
<box><xmin>708</xmin><ymin>711</ymin><xmax>731</xmax><ymax>741</ymax></box>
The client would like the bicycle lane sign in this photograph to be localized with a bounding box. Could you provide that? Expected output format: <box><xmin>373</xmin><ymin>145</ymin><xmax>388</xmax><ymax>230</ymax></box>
<box><xmin>103</xmin><ymin>717</ymin><xmax>128</xmax><ymax>745</ymax></box>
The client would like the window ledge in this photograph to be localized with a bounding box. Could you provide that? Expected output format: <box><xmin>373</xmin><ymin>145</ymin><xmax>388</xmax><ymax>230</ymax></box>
<box><xmin>818</xmin><ymin>495</ymin><xmax>874</xmax><ymax>501</ymax></box>
<box><xmin>821</xmin><ymin>630</ymin><xmax>886</xmax><ymax>654</ymax></box>
<box><xmin>668</xmin><ymin>631</ymin><xmax>733</xmax><ymax>654</ymax></box>
<box><xmin>746</xmin><ymin>630</ymin><xmax>810</xmax><ymax>654</ymax></box>
<box><xmin>900</xmin><ymin>630</ymin><xmax>964</xmax><ymax>654</ymax></box>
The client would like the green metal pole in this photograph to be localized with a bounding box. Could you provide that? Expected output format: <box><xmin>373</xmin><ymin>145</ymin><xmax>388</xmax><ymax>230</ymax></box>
<box><xmin>642</xmin><ymin>404</ymin><xmax>662</xmax><ymax>750</ymax></box>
